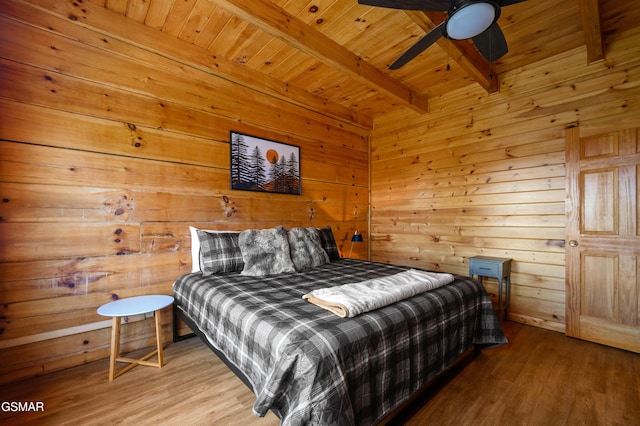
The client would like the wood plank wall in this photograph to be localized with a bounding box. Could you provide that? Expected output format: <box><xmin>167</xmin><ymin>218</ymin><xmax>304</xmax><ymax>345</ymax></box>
<box><xmin>370</xmin><ymin>25</ymin><xmax>640</xmax><ymax>333</ymax></box>
<box><xmin>0</xmin><ymin>1</ymin><xmax>369</xmax><ymax>384</ymax></box>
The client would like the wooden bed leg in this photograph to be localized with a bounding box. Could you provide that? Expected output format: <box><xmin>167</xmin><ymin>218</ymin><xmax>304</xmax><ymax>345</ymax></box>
<box><xmin>172</xmin><ymin>303</ymin><xmax>179</xmax><ymax>343</ymax></box>
<box><xmin>173</xmin><ymin>304</ymin><xmax>196</xmax><ymax>343</ymax></box>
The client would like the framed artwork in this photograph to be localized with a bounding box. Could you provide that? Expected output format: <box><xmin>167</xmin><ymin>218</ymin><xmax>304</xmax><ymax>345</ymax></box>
<box><xmin>230</xmin><ymin>131</ymin><xmax>301</xmax><ymax>195</ymax></box>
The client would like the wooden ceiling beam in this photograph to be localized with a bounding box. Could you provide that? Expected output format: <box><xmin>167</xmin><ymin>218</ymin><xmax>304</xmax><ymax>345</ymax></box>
<box><xmin>406</xmin><ymin>11</ymin><xmax>499</xmax><ymax>94</ymax></box>
<box><xmin>577</xmin><ymin>0</ymin><xmax>604</xmax><ymax>64</ymax></box>
<box><xmin>208</xmin><ymin>0</ymin><xmax>430</xmax><ymax>114</ymax></box>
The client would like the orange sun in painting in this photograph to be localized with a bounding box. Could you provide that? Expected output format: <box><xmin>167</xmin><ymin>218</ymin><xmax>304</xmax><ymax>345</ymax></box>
<box><xmin>266</xmin><ymin>149</ymin><xmax>279</xmax><ymax>164</ymax></box>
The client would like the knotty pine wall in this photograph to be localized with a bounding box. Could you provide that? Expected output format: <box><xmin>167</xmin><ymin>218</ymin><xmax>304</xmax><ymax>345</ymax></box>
<box><xmin>0</xmin><ymin>1</ymin><xmax>368</xmax><ymax>384</ymax></box>
<box><xmin>370</xmin><ymin>25</ymin><xmax>640</xmax><ymax>333</ymax></box>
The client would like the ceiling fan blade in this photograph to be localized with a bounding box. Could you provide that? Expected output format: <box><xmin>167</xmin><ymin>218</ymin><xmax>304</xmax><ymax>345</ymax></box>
<box><xmin>357</xmin><ymin>0</ymin><xmax>450</xmax><ymax>11</ymax></box>
<box><xmin>389</xmin><ymin>22</ymin><xmax>445</xmax><ymax>70</ymax></box>
<box><xmin>495</xmin><ymin>0</ymin><xmax>526</xmax><ymax>6</ymax></box>
<box><xmin>472</xmin><ymin>22</ymin><xmax>508</xmax><ymax>62</ymax></box>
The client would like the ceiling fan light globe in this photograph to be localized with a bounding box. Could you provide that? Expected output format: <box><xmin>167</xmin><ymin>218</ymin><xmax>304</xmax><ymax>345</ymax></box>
<box><xmin>446</xmin><ymin>2</ymin><xmax>496</xmax><ymax>40</ymax></box>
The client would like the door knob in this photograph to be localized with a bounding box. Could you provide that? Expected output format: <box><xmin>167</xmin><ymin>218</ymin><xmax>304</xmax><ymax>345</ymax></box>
<box><xmin>569</xmin><ymin>240</ymin><xmax>578</xmax><ymax>247</ymax></box>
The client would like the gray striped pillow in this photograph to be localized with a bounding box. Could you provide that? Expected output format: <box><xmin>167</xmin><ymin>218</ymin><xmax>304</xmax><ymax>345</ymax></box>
<box><xmin>317</xmin><ymin>226</ymin><xmax>340</xmax><ymax>261</ymax></box>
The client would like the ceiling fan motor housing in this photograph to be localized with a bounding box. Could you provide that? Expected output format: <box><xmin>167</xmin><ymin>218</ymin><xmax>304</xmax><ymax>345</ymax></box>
<box><xmin>358</xmin><ymin>0</ymin><xmax>522</xmax><ymax>68</ymax></box>
<box><xmin>444</xmin><ymin>0</ymin><xmax>501</xmax><ymax>40</ymax></box>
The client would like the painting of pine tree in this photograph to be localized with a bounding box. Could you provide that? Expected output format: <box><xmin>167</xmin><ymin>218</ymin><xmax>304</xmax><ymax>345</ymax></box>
<box><xmin>230</xmin><ymin>131</ymin><xmax>301</xmax><ymax>194</ymax></box>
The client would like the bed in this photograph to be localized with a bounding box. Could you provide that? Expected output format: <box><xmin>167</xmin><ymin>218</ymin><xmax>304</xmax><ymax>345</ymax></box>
<box><xmin>173</xmin><ymin>226</ymin><xmax>507</xmax><ymax>425</ymax></box>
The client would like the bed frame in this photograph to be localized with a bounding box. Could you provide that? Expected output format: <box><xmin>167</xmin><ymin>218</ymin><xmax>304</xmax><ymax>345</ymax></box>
<box><xmin>173</xmin><ymin>303</ymin><xmax>254</xmax><ymax>390</ymax></box>
<box><xmin>172</xmin><ymin>303</ymin><xmax>481</xmax><ymax>424</ymax></box>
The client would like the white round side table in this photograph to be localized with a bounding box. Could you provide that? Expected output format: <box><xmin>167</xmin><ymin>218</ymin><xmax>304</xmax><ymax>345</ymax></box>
<box><xmin>97</xmin><ymin>294</ymin><xmax>174</xmax><ymax>381</ymax></box>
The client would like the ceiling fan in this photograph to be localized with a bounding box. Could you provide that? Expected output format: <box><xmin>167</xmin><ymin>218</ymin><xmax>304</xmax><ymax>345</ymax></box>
<box><xmin>359</xmin><ymin>0</ymin><xmax>526</xmax><ymax>69</ymax></box>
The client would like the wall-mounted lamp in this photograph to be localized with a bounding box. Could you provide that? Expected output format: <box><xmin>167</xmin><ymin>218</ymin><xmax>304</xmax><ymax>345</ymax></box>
<box><xmin>349</xmin><ymin>231</ymin><xmax>364</xmax><ymax>258</ymax></box>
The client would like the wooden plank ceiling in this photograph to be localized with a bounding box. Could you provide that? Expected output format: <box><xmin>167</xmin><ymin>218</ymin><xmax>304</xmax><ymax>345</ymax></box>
<box><xmin>92</xmin><ymin>0</ymin><xmax>629</xmax><ymax>122</ymax></box>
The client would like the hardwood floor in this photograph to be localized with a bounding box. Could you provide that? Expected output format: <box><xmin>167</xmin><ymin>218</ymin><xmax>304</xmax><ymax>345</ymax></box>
<box><xmin>1</xmin><ymin>338</ymin><xmax>279</xmax><ymax>426</ymax></box>
<box><xmin>2</xmin><ymin>321</ymin><xmax>639</xmax><ymax>425</ymax></box>
<box><xmin>404</xmin><ymin>321</ymin><xmax>640</xmax><ymax>425</ymax></box>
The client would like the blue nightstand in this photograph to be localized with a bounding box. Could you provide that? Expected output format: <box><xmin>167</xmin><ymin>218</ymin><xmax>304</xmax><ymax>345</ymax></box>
<box><xmin>469</xmin><ymin>256</ymin><xmax>511</xmax><ymax>320</ymax></box>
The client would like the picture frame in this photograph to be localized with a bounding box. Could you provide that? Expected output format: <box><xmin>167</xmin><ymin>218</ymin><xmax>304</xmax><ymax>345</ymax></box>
<box><xmin>230</xmin><ymin>131</ymin><xmax>301</xmax><ymax>195</ymax></box>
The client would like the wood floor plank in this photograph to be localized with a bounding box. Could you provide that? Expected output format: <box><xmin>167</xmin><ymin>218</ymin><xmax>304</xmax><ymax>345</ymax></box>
<box><xmin>2</xmin><ymin>322</ymin><xmax>639</xmax><ymax>425</ymax></box>
<box><xmin>0</xmin><ymin>338</ymin><xmax>279</xmax><ymax>426</ymax></box>
<box><xmin>403</xmin><ymin>321</ymin><xmax>640</xmax><ymax>426</ymax></box>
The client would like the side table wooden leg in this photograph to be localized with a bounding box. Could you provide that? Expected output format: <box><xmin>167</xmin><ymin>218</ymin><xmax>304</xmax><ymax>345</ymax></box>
<box><xmin>109</xmin><ymin>316</ymin><xmax>121</xmax><ymax>382</ymax></box>
<box><xmin>155</xmin><ymin>309</ymin><xmax>164</xmax><ymax>367</ymax></box>
<box><xmin>505</xmin><ymin>276</ymin><xmax>511</xmax><ymax>320</ymax></box>
<box><xmin>497</xmin><ymin>278</ymin><xmax>503</xmax><ymax>321</ymax></box>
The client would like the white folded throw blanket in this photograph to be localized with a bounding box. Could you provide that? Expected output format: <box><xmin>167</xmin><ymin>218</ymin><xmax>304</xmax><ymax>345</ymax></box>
<box><xmin>302</xmin><ymin>269</ymin><xmax>455</xmax><ymax>318</ymax></box>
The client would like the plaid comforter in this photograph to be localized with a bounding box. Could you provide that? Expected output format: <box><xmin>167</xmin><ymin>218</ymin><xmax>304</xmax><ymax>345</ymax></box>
<box><xmin>173</xmin><ymin>259</ymin><xmax>507</xmax><ymax>425</ymax></box>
